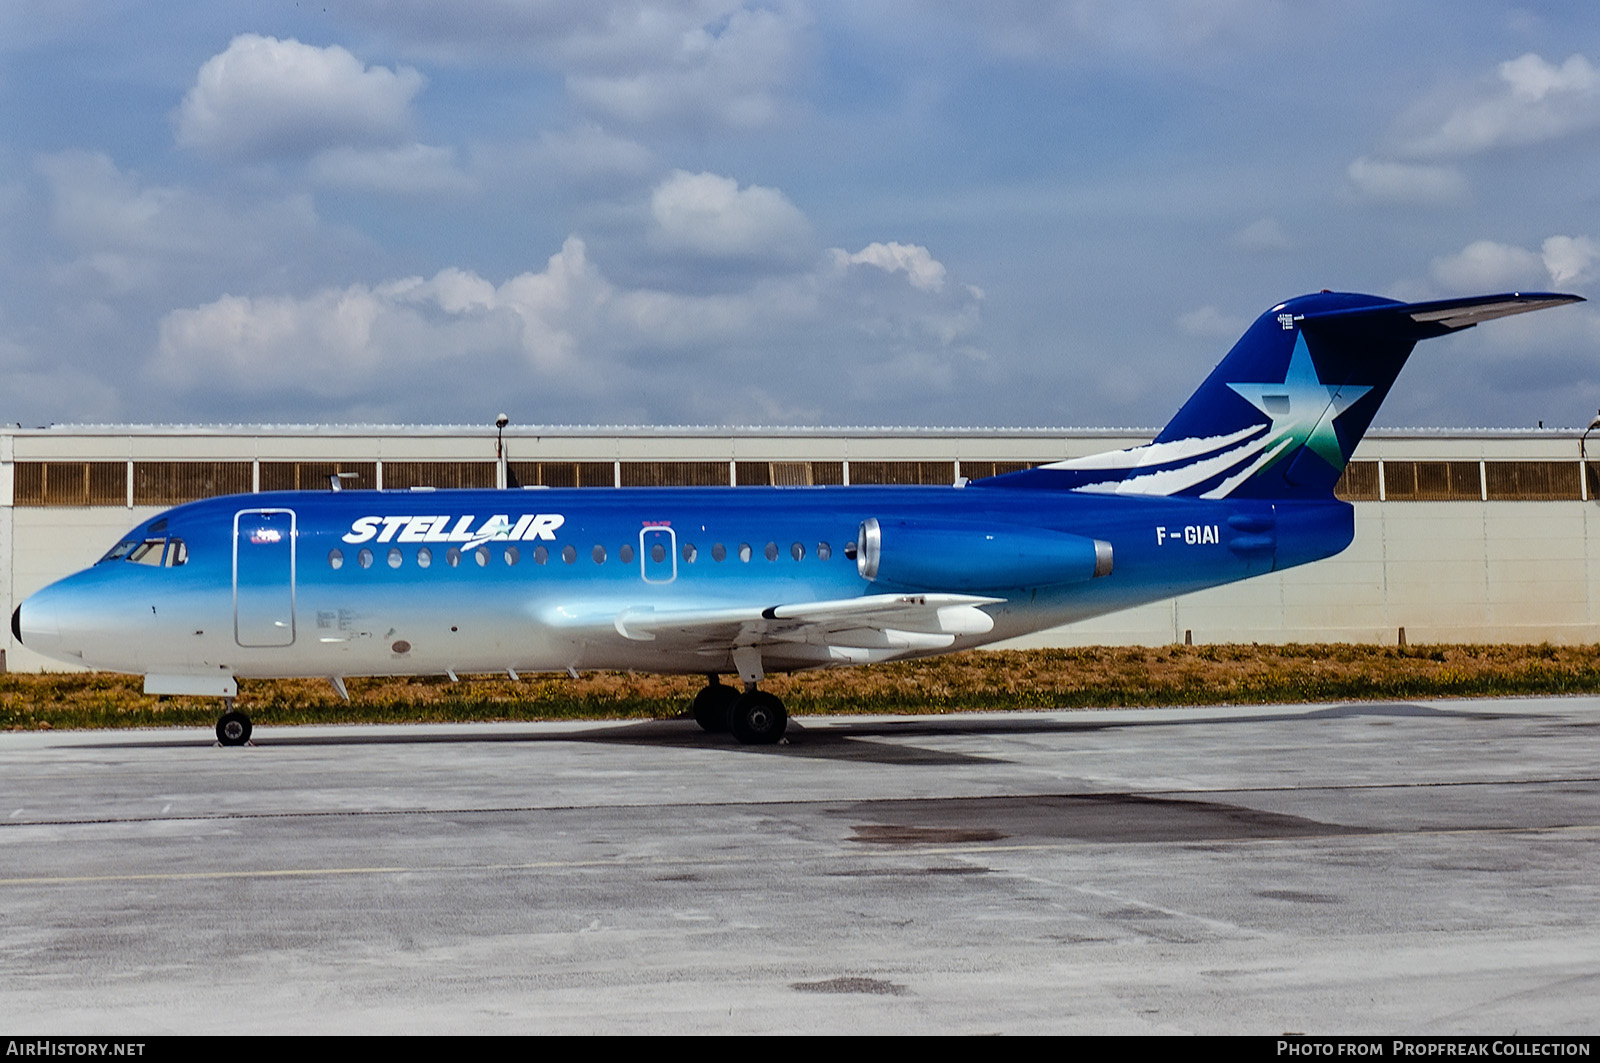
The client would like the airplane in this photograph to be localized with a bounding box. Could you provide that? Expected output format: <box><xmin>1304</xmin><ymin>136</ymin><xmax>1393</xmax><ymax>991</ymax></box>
<box><xmin>11</xmin><ymin>289</ymin><xmax>1584</xmax><ymax>746</ymax></box>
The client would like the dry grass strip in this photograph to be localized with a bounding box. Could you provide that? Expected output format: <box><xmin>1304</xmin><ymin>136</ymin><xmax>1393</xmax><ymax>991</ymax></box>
<box><xmin>4</xmin><ymin>643</ymin><xmax>1599</xmax><ymax>733</ymax></box>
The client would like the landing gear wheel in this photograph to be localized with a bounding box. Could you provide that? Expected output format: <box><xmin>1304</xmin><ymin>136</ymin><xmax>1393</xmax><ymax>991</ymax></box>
<box><xmin>729</xmin><ymin>690</ymin><xmax>787</xmax><ymax>745</ymax></box>
<box><xmin>691</xmin><ymin>681</ymin><xmax>739</xmax><ymax>733</ymax></box>
<box><xmin>216</xmin><ymin>710</ymin><xmax>252</xmax><ymax>746</ymax></box>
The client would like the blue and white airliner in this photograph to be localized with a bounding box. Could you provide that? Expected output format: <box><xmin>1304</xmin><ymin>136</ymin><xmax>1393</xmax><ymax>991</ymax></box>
<box><xmin>13</xmin><ymin>290</ymin><xmax>1583</xmax><ymax>745</ymax></box>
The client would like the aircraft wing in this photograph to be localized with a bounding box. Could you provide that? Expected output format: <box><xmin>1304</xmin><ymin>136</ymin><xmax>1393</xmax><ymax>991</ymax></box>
<box><xmin>601</xmin><ymin>592</ymin><xmax>1005</xmax><ymax>661</ymax></box>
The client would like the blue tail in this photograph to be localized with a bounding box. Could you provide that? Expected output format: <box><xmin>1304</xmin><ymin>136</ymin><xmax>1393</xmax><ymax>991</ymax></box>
<box><xmin>983</xmin><ymin>291</ymin><xmax>1583</xmax><ymax>500</ymax></box>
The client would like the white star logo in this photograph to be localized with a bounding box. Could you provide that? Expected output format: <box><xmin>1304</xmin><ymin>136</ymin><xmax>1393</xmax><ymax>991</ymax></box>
<box><xmin>1226</xmin><ymin>332</ymin><xmax>1370</xmax><ymax>471</ymax></box>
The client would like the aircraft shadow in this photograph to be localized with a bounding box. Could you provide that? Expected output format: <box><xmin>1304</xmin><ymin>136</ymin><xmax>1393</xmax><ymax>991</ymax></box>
<box><xmin>72</xmin><ymin>699</ymin><xmax>1532</xmax><ymax>767</ymax></box>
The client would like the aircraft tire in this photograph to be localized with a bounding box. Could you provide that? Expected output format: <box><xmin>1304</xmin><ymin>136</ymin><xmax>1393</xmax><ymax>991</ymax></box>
<box><xmin>729</xmin><ymin>690</ymin><xmax>787</xmax><ymax>745</ymax></box>
<box><xmin>691</xmin><ymin>682</ymin><xmax>739</xmax><ymax>733</ymax></box>
<box><xmin>216</xmin><ymin>710</ymin><xmax>252</xmax><ymax>746</ymax></box>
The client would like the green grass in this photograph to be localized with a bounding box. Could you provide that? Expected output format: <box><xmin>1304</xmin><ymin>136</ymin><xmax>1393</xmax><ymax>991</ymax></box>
<box><xmin>5</xmin><ymin>642</ymin><xmax>1600</xmax><ymax>733</ymax></box>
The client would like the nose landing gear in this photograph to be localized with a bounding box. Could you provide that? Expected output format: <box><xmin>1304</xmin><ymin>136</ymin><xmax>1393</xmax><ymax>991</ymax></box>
<box><xmin>215</xmin><ymin>699</ymin><xmax>253</xmax><ymax>746</ymax></box>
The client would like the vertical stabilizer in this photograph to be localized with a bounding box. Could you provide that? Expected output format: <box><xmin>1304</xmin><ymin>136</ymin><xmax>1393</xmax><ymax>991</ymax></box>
<box><xmin>979</xmin><ymin>291</ymin><xmax>1583</xmax><ymax>500</ymax></box>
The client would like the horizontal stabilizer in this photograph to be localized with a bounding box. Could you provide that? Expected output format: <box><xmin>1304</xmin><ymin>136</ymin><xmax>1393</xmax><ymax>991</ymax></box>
<box><xmin>1300</xmin><ymin>291</ymin><xmax>1584</xmax><ymax>336</ymax></box>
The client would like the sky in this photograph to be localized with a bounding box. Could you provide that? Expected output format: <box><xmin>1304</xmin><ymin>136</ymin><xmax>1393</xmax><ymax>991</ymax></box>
<box><xmin>1</xmin><ymin>0</ymin><xmax>1598</xmax><ymax>432</ymax></box>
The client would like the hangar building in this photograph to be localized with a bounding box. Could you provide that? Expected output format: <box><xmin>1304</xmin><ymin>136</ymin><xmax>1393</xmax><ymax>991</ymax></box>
<box><xmin>2</xmin><ymin>423</ymin><xmax>1596</xmax><ymax>672</ymax></box>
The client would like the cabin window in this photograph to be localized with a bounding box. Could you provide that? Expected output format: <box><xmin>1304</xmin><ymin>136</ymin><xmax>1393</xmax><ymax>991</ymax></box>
<box><xmin>446</xmin><ymin>547</ymin><xmax>461</xmax><ymax>568</ymax></box>
<box><xmin>790</xmin><ymin>542</ymin><xmax>804</xmax><ymax>561</ymax></box>
<box><xmin>387</xmin><ymin>547</ymin><xmax>402</xmax><ymax>569</ymax></box>
<box><xmin>764</xmin><ymin>542</ymin><xmax>778</xmax><ymax>562</ymax></box>
<box><xmin>417</xmin><ymin>547</ymin><xmax>432</xmax><ymax>569</ymax></box>
<box><xmin>650</xmin><ymin>542</ymin><xmax>666</xmax><ymax>563</ymax></box>
<box><xmin>682</xmin><ymin>542</ymin><xmax>698</xmax><ymax>563</ymax></box>
<box><xmin>592</xmin><ymin>544</ymin><xmax>606</xmax><ymax>564</ymax></box>
<box><xmin>738</xmin><ymin>542</ymin><xmax>752</xmax><ymax>563</ymax></box>
<box><xmin>505</xmin><ymin>546</ymin><xmax>519</xmax><ymax>566</ymax></box>
<box><xmin>817</xmin><ymin>542</ymin><xmax>832</xmax><ymax>561</ymax></box>
<box><xmin>620</xmin><ymin>544</ymin><xmax>634</xmax><ymax>564</ymax></box>
<box><xmin>712</xmin><ymin>543</ymin><xmax>726</xmax><ymax>562</ymax></box>
<box><xmin>358</xmin><ymin>548</ymin><xmax>374</xmax><ymax>569</ymax></box>
<box><xmin>562</xmin><ymin>545</ymin><xmax>577</xmax><ymax>564</ymax></box>
<box><xmin>533</xmin><ymin>545</ymin><xmax>549</xmax><ymax>565</ymax></box>
<box><xmin>328</xmin><ymin>548</ymin><xmax>344</xmax><ymax>570</ymax></box>
<box><xmin>475</xmin><ymin>546</ymin><xmax>490</xmax><ymax>567</ymax></box>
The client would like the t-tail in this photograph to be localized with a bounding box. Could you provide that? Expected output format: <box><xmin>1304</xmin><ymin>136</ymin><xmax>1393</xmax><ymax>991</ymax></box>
<box><xmin>983</xmin><ymin>291</ymin><xmax>1584</xmax><ymax>500</ymax></box>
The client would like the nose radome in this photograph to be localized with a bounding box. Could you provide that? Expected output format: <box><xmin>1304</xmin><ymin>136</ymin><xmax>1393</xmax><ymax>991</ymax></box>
<box><xmin>16</xmin><ymin>587</ymin><xmax>61</xmax><ymax>649</ymax></box>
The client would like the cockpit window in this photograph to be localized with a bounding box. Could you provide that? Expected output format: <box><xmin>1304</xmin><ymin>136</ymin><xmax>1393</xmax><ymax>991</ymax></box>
<box><xmin>100</xmin><ymin>537</ymin><xmax>140</xmax><ymax>563</ymax></box>
<box><xmin>99</xmin><ymin>529</ymin><xmax>187</xmax><ymax>567</ymax></box>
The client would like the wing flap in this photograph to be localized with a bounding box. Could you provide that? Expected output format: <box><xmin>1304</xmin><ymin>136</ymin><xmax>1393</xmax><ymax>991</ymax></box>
<box><xmin>606</xmin><ymin>592</ymin><xmax>1003</xmax><ymax>653</ymax></box>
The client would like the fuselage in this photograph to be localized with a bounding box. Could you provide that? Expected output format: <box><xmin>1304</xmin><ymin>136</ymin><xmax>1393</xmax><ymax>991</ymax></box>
<box><xmin>15</xmin><ymin>483</ymin><xmax>1354</xmax><ymax>682</ymax></box>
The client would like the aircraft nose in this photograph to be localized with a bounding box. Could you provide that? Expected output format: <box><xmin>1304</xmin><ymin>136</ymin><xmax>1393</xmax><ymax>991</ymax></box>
<box><xmin>15</xmin><ymin>586</ymin><xmax>62</xmax><ymax>652</ymax></box>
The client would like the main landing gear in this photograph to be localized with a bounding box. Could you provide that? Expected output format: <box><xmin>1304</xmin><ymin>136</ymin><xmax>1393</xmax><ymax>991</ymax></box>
<box><xmin>215</xmin><ymin>698</ymin><xmax>253</xmax><ymax>746</ymax></box>
<box><xmin>690</xmin><ymin>676</ymin><xmax>787</xmax><ymax>745</ymax></box>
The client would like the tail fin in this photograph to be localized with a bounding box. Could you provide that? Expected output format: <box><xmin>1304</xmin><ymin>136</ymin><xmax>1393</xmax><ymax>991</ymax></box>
<box><xmin>984</xmin><ymin>291</ymin><xmax>1583</xmax><ymax>500</ymax></box>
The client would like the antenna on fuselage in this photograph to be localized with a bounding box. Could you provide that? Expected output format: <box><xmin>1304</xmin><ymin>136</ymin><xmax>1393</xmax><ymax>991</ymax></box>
<box><xmin>328</xmin><ymin>472</ymin><xmax>359</xmax><ymax>492</ymax></box>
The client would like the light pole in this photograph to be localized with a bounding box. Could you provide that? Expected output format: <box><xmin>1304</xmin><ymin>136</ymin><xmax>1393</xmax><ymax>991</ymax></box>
<box><xmin>495</xmin><ymin>413</ymin><xmax>509</xmax><ymax>489</ymax></box>
<box><xmin>1581</xmin><ymin>411</ymin><xmax>1600</xmax><ymax>501</ymax></box>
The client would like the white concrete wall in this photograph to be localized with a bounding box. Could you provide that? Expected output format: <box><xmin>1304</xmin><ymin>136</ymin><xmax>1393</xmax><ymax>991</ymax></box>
<box><xmin>1003</xmin><ymin>499</ymin><xmax>1600</xmax><ymax>648</ymax></box>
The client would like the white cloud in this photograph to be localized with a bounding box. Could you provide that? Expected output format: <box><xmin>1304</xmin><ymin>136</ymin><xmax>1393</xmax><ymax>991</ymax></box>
<box><xmin>928</xmin><ymin>0</ymin><xmax>1284</xmax><ymax>61</ymax></box>
<box><xmin>35</xmin><ymin>151</ymin><xmax>193</xmax><ymax>254</ymax></box>
<box><xmin>1177</xmin><ymin>305</ymin><xmax>1246</xmax><ymax>339</ymax></box>
<box><xmin>1428</xmin><ymin>235</ymin><xmax>1599</xmax><ymax>292</ymax></box>
<box><xmin>649</xmin><ymin>170</ymin><xmax>810</xmax><ymax>258</ymax></box>
<box><xmin>0</xmin><ymin>0</ymin><xmax>107</xmax><ymax>54</ymax></box>
<box><xmin>1405</xmin><ymin>53</ymin><xmax>1600</xmax><ymax>158</ymax></box>
<box><xmin>6</xmin><ymin>366</ymin><xmax>122</xmax><ymax>423</ymax></box>
<box><xmin>524</xmin><ymin>125</ymin><xmax>656</xmax><ymax>178</ymax></box>
<box><xmin>1541</xmin><ymin>235</ymin><xmax>1599</xmax><ymax>286</ymax></box>
<box><xmin>833</xmin><ymin>242</ymin><xmax>949</xmax><ymax>293</ymax></box>
<box><xmin>150</xmin><ymin>233</ymin><xmax>985</xmax><ymax>420</ymax></box>
<box><xmin>33</xmin><ymin>151</ymin><xmax>333</xmax><ymax>292</ymax></box>
<box><xmin>1232</xmin><ymin>218</ymin><xmax>1289</xmax><ymax>252</ymax></box>
<box><xmin>153</xmin><ymin>239</ymin><xmax>604</xmax><ymax>395</ymax></box>
<box><xmin>176</xmin><ymin>34</ymin><xmax>425</xmax><ymax>161</ymax></box>
<box><xmin>1430</xmin><ymin>240</ymin><xmax>1546</xmax><ymax>291</ymax></box>
<box><xmin>336</xmin><ymin>0</ymin><xmax>669</xmax><ymax>62</ymax></box>
<box><xmin>308</xmin><ymin>144</ymin><xmax>474</xmax><ymax>194</ymax></box>
<box><xmin>1346</xmin><ymin>156</ymin><xmax>1468</xmax><ymax>206</ymax></box>
<box><xmin>340</xmin><ymin>1</ymin><xmax>808</xmax><ymax>129</ymax></box>
<box><xmin>564</xmin><ymin>4</ymin><xmax>807</xmax><ymax>128</ymax></box>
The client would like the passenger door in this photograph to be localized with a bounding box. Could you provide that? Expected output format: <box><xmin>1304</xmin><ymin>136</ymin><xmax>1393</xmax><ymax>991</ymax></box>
<box><xmin>234</xmin><ymin>508</ymin><xmax>297</xmax><ymax>647</ymax></box>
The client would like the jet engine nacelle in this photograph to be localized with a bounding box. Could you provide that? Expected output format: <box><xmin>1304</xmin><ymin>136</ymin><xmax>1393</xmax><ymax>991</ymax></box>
<box><xmin>856</xmin><ymin>517</ymin><xmax>1113</xmax><ymax>591</ymax></box>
